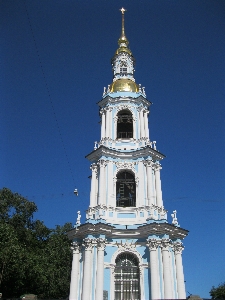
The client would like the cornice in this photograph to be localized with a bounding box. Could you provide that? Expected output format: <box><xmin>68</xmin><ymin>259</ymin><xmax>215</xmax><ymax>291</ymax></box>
<box><xmin>97</xmin><ymin>94</ymin><xmax>151</xmax><ymax>108</ymax></box>
<box><xmin>85</xmin><ymin>145</ymin><xmax>165</xmax><ymax>162</ymax></box>
<box><xmin>67</xmin><ymin>221</ymin><xmax>188</xmax><ymax>240</ymax></box>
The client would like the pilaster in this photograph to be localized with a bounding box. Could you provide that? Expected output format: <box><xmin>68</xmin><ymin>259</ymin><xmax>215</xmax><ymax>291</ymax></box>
<box><xmin>81</xmin><ymin>238</ymin><xmax>94</xmax><ymax>300</ymax></box>
<box><xmin>98</xmin><ymin>160</ymin><xmax>107</xmax><ymax>206</ymax></box>
<box><xmin>69</xmin><ymin>242</ymin><xmax>81</xmax><ymax>300</ymax></box>
<box><xmin>146</xmin><ymin>238</ymin><xmax>160</xmax><ymax>300</ymax></box>
<box><xmin>100</xmin><ymin>110</ymin><xmax>106</xmax><ymax>139</ymax></box>
<box><xmin>154</xmin><ymin>163</ymin><xmax>163</xmax><ymax>207</ymax></box>
<box><xmin>95</xmin><ymin>238</ymin><xmax>106</xmax><ymax>300</ymax></box>
<box><xmin>161</xmin><ymin>239</ymin><xmax>173</xmax><ymax>299</ymax></box>
<box><xmin>90</xmin><ymin>164</ymin><xmax>98</xmax><ymax>207</ymax></box>
<box><xmin>173</xmin><ymin>242</ymin><xmax>186</xmax><ymax>299</ymax></box>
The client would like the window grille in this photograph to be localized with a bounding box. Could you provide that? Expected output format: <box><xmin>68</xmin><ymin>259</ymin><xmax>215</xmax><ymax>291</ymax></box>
<box><xmin>116</xmin><ymin>171</ymin><xmax>136</xmax><ymax>207</ymax></box>
<box><xmin>114</xmin><ymin>253</ymin><xmax>140</xmax><ymax>300</ymax></box>
<box><xmin>117</xmin><ymin>110</ymin><xmax>133</xmax><ymax>139</ymax></box>
<box><xmin>120</xmin><ymin>67</ymin><xmax>127</xmax><ymax>73</ymax></box>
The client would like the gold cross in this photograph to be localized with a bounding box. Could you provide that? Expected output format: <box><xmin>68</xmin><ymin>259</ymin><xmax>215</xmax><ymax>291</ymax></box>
<box><xmin>120</xmin><ymin>7</ymin><xmax>126</xmax><ymax>14</ymax></box>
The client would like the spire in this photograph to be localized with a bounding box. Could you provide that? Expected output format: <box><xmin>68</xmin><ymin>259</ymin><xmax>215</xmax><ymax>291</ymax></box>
<box><xmin>118</xmin><ymin>8</ymin><xmax>129</xmax><ymax>47</ymax></box>
<box><xmin>109</xmin><ymin>7</ymin><xmax>139</xmax><ymax>93</ymax></box>
<box><xmin>115</xmin><ymin>8</ymin><xmax>132</xmax><ymax>56</ymax></box>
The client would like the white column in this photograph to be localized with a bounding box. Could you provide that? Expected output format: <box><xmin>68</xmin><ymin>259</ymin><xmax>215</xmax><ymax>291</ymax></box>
<box><xmin>133</xmin><ymin>119</ymin><xmax>136</xmax><ymax>140</ymax></box>
<box><xmin>69</xmin><ymin>242</ymin><xmax>81</xmax><ymax>300</ymax></box>
<box><xmin>161</xmin><ymin>239</ymin><xmax>173</xmax><ymax>299</ymax></box>
<box><xmin>95</xmin><ymin>173</ymin><xmax>98</xmax><ymax>206</ymax></box>
<box><xmin>108</xmin><ymin>108</ymin><xmax>112</xmax><ymax>139</ymax></box>
<box><xmin>138</xmin><ymin>160</ymin><xmax>145</xmax><ymax>206</ymax></box>
<box><xmin>144</xmin><ymin>110</ymin><xmax>149</xmax><ymax>139</ymax></box>
<box><xmin>147</xmin><ymin>239</ymin><xmax>160</xmax><ymax>300</ymax></box>
<box><xmin>154</xmin><ymin>164</ymin><xmax>163</xmax><ymax>207</ymax></box>
<box><xmin>138</xmin><ymin>112</ymin><xmax>141</xmax><ymax>139</ymax></box>
<box><xmin>113</xmin><ymin>116</ymin><xmax>117</xmax><ymax>140</ymax></box>
<box><xmin>140</xmin><ymin>110</ymin><xmax>145</xmax><ymax>138</ymax></box>
<box><xmin>145</xmin><ymin>160</ymin><xmax>154</xmax><ymax>206</ymax></box>
<box><xmin>81</xmin><ymin>239</ymin><xmax>93</xmax><ymax>300</ymax></box>
<box><xmin>107</xmin><ymin>161</ymin><xmax>114</xmax><ymax>206</ymax></box>
<box><xmin>90</xmin><ymin>164</ymin><xmax>97</xmax><ymax>207</ymax></box>
<box><xmin>105</xmin><ymin>109</ymin><xmax>110</xmax><ymax>138</ymax></box>
<box><xmin>101</xmin><ymin>110</ymin><xmax>106</xmax><ymax>139</ymax></box>
<box><xmin>95</xmin><ymin>238</ymin><xmax>106</xmax><ymax>300</ymax></box>
<box><xmin>174</xmin><ymin>242</ymin><xmax>186</xmax><ymax>299</ymax></box>
<box><xmin>98</xmin><ymin>160</ymin><xmax>106</xmax><ymax>205</ymax></box>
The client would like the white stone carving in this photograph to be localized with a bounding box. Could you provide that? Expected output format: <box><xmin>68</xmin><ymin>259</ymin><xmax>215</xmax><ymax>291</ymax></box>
<box><xmin>171</xmin><ymin>210</ymin><xmax>179</xmax><ymax>225</ymax></box>
<box><xmin>76</xmin><ymin>211</ymin><xmax>81</xmax><ymax>225</ymax></box>
<box><xmin>116</xmin><ymin>240</ymin><xmax>136</xmax><ymax>251</ymax></box>
<box><xmin>71</xmin><ymin>241</ymin><xmax>81</xmax><ymax>254</ymax></box>
<box><xmin>115</xmin><ymin>161</ymin><xmax>136</xmax><ymax>173</ymax></box>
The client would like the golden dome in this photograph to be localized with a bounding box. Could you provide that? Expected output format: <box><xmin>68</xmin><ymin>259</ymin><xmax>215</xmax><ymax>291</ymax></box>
<box><xmin>110</xmin><ymin>79</ymin><xmax>139</xmax><ymax>93</ymax></box>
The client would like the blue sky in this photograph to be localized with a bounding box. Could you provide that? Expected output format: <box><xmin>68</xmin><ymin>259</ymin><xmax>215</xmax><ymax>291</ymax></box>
<box><xmin>1</xmin><ymin>0</ymin><xmax>225</xmax><ymax>298</ymax></box>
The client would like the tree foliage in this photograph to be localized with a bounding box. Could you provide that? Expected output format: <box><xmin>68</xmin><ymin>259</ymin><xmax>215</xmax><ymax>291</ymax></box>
<box><xmin>0</xmin><ymin>187</ymin><xmax>72</xmax><ymax>298</ymax></box>
<box><xmin>210</xmin><ymin>282</ymin><xmax>225</xmax><ymax>300</ymax></box>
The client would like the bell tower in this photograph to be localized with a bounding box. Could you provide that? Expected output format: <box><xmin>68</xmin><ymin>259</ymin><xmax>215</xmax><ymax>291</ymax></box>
<box><xmin>68</xmin><ymin>8</ymin><xmax>188</xmax><ymax>300</ymax></box>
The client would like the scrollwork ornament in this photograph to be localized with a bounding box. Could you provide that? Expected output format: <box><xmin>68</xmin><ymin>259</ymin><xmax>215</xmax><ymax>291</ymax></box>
<box><xmin>173</xmin><ymin>242</ymin><xmax>184</xmax><ymax>255</ymax></box>
<box><xmin>116</xmin><ymin>104</ymin><xmax>133</xmax><ymax>114</ymax></box>
<box><xmin>71</xmin><ymin>241</ymin><xmax>81</xmax><ymax>254</ymax></box>
<box><xmin>96</xmin><ymin>238</ymin><xmax>106</xmax><ymax>251</ymax></box>
<box><xmin>145</xmin><ymin>159</ymin><xmax>154</xmax><ymax>168</ymax></box>
<box><xmin>97</xmin><ymin>159</ymin><xmax>107</xmax><ymax>168</ymax></box>
<box><xmin>116</xmin><ymin>161</ymin><xmax>136</xmax><ymax>174</ymax></box>
<box><xmin>90</xmin><ymin>163</ymin><xmax>98</xmax><ymax>173</ymax></box>
<box><xmin>153</xmin><ymin>163</ymin><xmax>162</xmax><ymax>172</ymax></box>
<box><xmin>116</xmin><ymin>240</ymin><xmax>136</xmax><ymax>251</ymax></box>
<box><xmin>146</xmin><ymin>238</ymin><xmax>159</xmax><ymax>251</ymax></box>
<box><xmin>83</xmin><ymin>238</ymin><xmax>94</xmax><ymax>251</ymax></box>
<box><xmin>100</xmin><ymin>108</ymin><xmax>106</xmax><ymax>116</ymax></box>
<box><xmin>161</xmin><ymin>239</ymin><xmax>171</xmax><ymax>251</ymax></box>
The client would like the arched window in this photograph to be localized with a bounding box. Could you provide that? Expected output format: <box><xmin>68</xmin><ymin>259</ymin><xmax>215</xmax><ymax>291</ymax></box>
<box><xmin>114</xmin><ymin>253</ymin><xmax>140</xmax><ymax>300</ymax></box>
<box><xmin>116</xmin><ymin>171</ymin><xmax>136</xmax><ymax>207</ymax></box>
<box><xmin>117</xmin><ymin>110</ymin><xmax>133</xmax><ymax>139</ymax></box>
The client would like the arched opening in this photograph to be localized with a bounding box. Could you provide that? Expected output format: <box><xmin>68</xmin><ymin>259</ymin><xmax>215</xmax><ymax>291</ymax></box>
<box><xmin>116</xmin><ymin>171</ymin><xmax>136</xmax><ymax>207</ymax></box>
<box><xmin>114</xmin><ymin>253</ymin><xmax>140</xmax><ymax>300</ymax></box>
<box><xmin>117</xmin><ymin>110</ymin><xmax>133</xmax><ymax>139</ymax></box>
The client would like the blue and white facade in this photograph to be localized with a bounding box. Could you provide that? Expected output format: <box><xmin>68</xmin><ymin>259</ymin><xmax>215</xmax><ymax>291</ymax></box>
<box><xmin>68</xmin><ymin>9</ymin><xmax>188</xmax><ymax>300</ymax></box>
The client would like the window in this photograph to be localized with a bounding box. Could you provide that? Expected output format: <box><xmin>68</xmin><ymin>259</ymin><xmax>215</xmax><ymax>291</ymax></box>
<box><xmin>120</xmin><ymin>67</ymin><xmax>127</xmax><ymax>74</ymax></box>
<box><xmin>116</xmin><ymin>171</ymin><xmax>136</xmax><ymax>207</ymax></box>
<box><xmin>117</xmin><ymin>110</ymin><xmax>133</xmax><ymax>139</ymax></box>
<box><xmin>114</xmin><ymin>253</ymin><xmax>140</xmax><ymax>300</ymax></box>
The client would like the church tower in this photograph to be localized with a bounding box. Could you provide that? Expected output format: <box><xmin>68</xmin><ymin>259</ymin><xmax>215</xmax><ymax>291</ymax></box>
<box><xmin>68</xmin><ymin>8</ymin><xmax>188</xmax><ymax>300</ymax></box>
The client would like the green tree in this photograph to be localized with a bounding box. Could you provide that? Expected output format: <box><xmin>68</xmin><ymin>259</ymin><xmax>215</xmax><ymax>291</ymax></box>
<box><xmin>210</xmin><ymin>282</ymin><xmax>225</xmax><ymax>300</ymax></box>
<box><xmin>0</xmin><ymin>188</ymin><xmax>73</xmax><ymax>298</ymax></box>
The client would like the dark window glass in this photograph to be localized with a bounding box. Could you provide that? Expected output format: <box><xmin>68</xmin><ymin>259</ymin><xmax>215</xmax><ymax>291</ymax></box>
<box><xmin>116</xmin><ymin>171</ymin><xmax>136</xmax><ymax>207</ymax></box>
<box><xmin>117</xmin><ymin>110</ymin><xmax>133</xmax><ymax>139</ymax></box>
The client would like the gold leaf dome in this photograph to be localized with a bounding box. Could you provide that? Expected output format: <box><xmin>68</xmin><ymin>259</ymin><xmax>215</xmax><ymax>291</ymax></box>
<box><xmin>110</xmin><ymin>79</ymin><xmax>139</xmax><ymax>93</ymax></box>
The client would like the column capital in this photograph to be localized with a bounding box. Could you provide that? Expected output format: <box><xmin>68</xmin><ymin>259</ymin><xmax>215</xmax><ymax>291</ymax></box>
<box><xmin>143</xmin><ymin>159</ymin><xmax>154</xmax><ymax>168</ymax></box>
<box><xmin>105</xmin><ymin>106</ymin><xmax>113</xmax><ymax>112</ymax></box>
<box><xmin>100</xmin><ymin>108</ymin><xmax>106</xmax><ymax>115</ymax></box>
<box><xmin>98</xmin><ymin>159</ymin><xmax>107</xmax><ymax>168</ymax></box>
<box><xmin>90</xmin><ymin>163</ymin><xmax>98</xmax><ymax>172</ymax></box>
<box><xmin>83</xmin><ymin>238</ymin><xmax>94</xmax><ymax>251</ymax></box>
<box><xmin>160</xmin><ymin>238</ymin><xmax>171</xmax><ymax>251</ymax></box>
<box><xmin>146</xmin><ymin>238</ymin><xmax>159</xmax><ymax>250</ymax></box>
<box><xmin>71</xmin><ymin>241</ymin><xmax>81</xmax><ymax>254</ymax></box>
<box><xmin>137</xmin><ymin>106</ymin><xmax>144</xmax><ymax>112</ymax></box>
<box><xmin>173</xmin><ymin>242</ymin><xmax>184</xmax><ymax>254</ymax></box>
<box><xmin>153</xmin><ymin>163</ymin><xmax>162</xmax><ymax>171</ymax></box>
<box><xmin>96</xmin><ymin>238</ymin><xmax>106</xmax><ymax>251</ymax></box>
